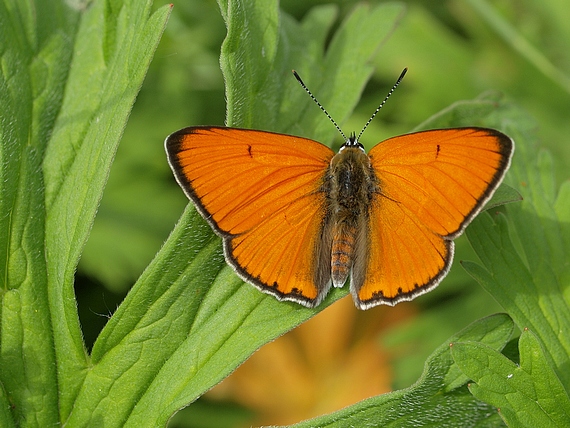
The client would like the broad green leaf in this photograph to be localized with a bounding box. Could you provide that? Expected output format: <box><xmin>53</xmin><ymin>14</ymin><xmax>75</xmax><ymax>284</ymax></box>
<box><xmin>451</xmin><ymin>329</ymin><xmax>570</xmax><ymax>427</ymax></box>
<box><xmin>462</xmin><ymin>113</ymin><xmax>570</xmax><ymax>388</ymax></box>
<box><xmin>46</xmin><ymin>0</ymin><xmax>171</xmax><ymax>421</ymax></box>
<box><xmin>77</xmin><ymin>2</ymin><xmax>405</xmax><ymax>426</ymax></box>
<box><xmin>0</xmin><ymin>1</ymin><xmax>78</xmax><ymax>426</ymax></box>
<box><xmin>483</xmin><ymin>183</ymin><xmax>522</xmax><ymax>211</ymax></box>
<box><xmin>1</xmin><ymin>0</ymin><xmax>170</xmax><ymax>425</ymax></box>
<box><xmin>289</xmin><ymin>314</ymin><xmax>513</xmax><ymax>427</ymax></box>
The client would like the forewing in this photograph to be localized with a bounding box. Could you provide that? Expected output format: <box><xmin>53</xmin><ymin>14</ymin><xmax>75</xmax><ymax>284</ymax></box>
<box><xmin>165</xmin><ymin>126</ymin><xmax>335</xmax><ymax>306</ymax></box>
<box><xmin>353</xmin><ymin>128</ymin><xmax>513</xmax><ymax>308</ymax></box>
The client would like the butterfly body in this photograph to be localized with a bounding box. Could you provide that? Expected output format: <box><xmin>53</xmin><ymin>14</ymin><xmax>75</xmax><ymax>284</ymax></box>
<box><xmin>324</xmin><ymin>139</ymin><xmax>376</xmax><ymax>290</ymax></box>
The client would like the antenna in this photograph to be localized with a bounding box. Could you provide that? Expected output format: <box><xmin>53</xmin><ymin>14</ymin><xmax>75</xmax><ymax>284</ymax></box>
<box><xmin>293</xmin><ymin>68</ymin><xmax>408</xmax><ymax>143</ymax></box>
<box><xmin>292</xmin><ymin>70</ymin><xmax>347</xmax><ymax>141</ymax></box>
<box><xmin>357</xmin><ymin>68</ymin><xmax>407</xmax><ymax>141</ymax></box>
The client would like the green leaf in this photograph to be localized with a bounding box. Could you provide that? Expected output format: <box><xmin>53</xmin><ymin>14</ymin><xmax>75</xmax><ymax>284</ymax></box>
<box><xmin>46</xmin><ymin>0</ymin><xmax>171</xmax><ymax>421</ymax></box>
<box><xmin>451</xmin><ymin>329</ymin><xmax>570</xmax><ymax>427</ymax></box>
<box><xmin>0</xmin><ymin>0</ymin><xmax>170</xmax><ymax>425</ymax></box>
<box><xmin>483</xmin><ymin>183</ymin><xmax>522</xmax><ymax>211</ymax></box>
<box><xmin>461</xmin><ymin>112</ymin><xmax>570</xmax><ymax>388</ymax></box>
<box><xmin>289</xmin><ymin>314</ymin><xmax>514</xmax><ymax>427</ymax></box>
<box><xmin>0</xmin><ymin>1</ymin><xmax>78</xmax><ymax>426</ymax></box>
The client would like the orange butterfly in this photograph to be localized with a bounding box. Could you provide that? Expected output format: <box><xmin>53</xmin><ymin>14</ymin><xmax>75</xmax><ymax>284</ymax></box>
<box><xmin>165</xmin><ymin>69</ymin><xmax>513</xmax><ymax>309</ymax></box>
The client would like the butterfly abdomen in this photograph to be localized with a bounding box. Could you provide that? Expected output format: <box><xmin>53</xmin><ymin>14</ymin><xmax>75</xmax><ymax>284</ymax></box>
<box><xmin>331</xmin><ymin>223</ymin><xmax>357</xmax><ymax>287</ymax></box>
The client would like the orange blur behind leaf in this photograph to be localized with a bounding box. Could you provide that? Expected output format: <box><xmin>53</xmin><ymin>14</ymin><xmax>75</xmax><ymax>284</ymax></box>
<box><xmin>206</xmin><ymin>297</ymin><xmax>417</xmax><ymax>425</ymax></box>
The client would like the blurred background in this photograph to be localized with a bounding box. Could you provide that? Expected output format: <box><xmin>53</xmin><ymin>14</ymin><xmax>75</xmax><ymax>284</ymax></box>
<box><xmin>74</xmin><ymin>0</ymin><xmax>570</xmax><ymax>426</ymax></box>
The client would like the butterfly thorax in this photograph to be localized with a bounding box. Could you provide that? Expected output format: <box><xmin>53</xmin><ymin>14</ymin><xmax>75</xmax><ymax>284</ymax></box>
<box><xmin>325</xmin><ymin>145</ymin><xmax>377</xmax><ymax>288</ymax></box>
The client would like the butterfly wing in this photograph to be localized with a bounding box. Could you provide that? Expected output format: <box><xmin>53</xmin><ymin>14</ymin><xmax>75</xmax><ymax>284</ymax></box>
<box><xmin>352</xmin><ymin>127</ymin><xmax>513</xmax><ymax>308</ymax></box>
<box><xmin>165</xmin><ymin>126</ymin><xmax>335</xmax><ymax>307</ymax></box>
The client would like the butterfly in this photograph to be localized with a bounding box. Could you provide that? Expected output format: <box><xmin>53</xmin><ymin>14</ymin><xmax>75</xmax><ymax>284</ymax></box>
<box><xmin>165</xmin><ymin>69</ymin><xmax>514</xmax><ymax>309</ymax></box>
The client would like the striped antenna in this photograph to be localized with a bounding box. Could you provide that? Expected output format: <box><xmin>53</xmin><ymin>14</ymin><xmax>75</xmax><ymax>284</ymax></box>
<box><xmin>292</xmin><ymin>70</ymin><xmax>347</xmax><ymax>142</ymax></box>
<box><xmin>357</xmin><ymin>68</ymin><xmax>408</xmax><ymax>141</ymax></box>
<box><xmin>293</xmin><ymin>68</ymin><xmax>408</xmax><ymax>143</ymax></box>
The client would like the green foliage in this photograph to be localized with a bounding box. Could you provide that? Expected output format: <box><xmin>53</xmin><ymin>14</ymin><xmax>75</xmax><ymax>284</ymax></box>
<box><xmin>1</xmin><ymin>0</ymin><xmax>171</xmax><ymax>425</ymax></box>
<box><xmin>452</xmin><ymin>329</ymin><xmax>570</xmax><ymax>427</ymax></box>
<box><xmin>291</xmin><ymin>314</ymin><xmax>514</xmax><ymax>427</ymax></box>
<box><xmin>1</xmin><ymin>0</ymin><xmax>569</xmax><ymax>427</ymax></box>
<box><xmin>463</xmin><ymin>146</ymin><xmax>570</xmax><ymax>387</ymax></box>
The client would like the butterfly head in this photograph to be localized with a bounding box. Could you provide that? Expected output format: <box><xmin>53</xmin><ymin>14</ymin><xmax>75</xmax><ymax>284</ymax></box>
<box><xmin>339</xmin><ymin>132</ymin><xmax>365</xmax><ymax>153</ymax></box>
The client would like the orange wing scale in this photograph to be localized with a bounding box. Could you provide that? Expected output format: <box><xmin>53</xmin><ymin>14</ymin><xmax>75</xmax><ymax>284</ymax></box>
<box><xmin>354</xmin><ymin>128</ymin><xmax>513</xmax><ymax>308</ymax></box>
<box><xmin>166</xmin><ymin>127</ymin><xmax>335</xmax><ymax>306</ymax></box>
